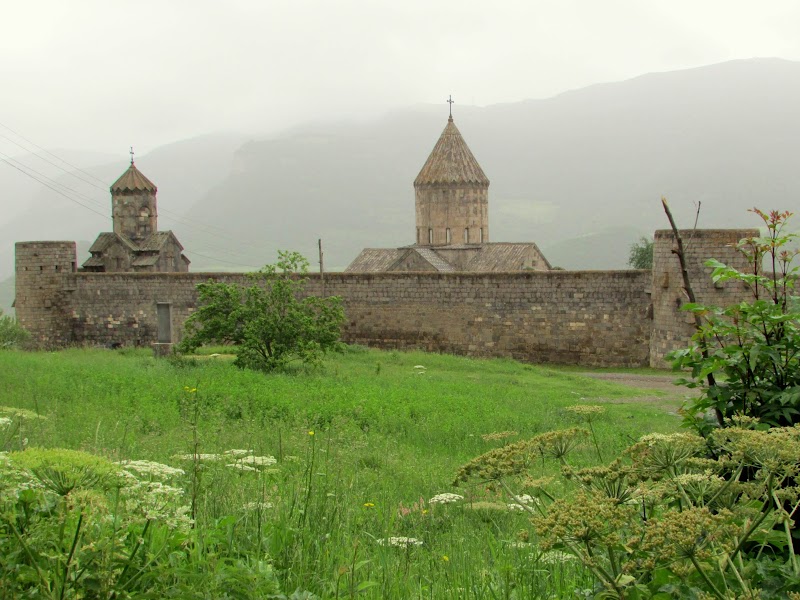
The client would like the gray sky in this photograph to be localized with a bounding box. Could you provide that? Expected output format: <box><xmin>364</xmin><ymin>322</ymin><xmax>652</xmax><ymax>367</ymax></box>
<box><xmin>2</xmin><ymin>0</ymin><xmax>800</xmax><ymax>156</ymax></box>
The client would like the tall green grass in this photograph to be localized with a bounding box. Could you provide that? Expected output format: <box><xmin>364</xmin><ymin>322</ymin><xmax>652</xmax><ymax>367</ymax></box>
<box><xmin>0</xmin><ymin>346</ymin><xmax>683</xmax><ymax>598</ymax></box>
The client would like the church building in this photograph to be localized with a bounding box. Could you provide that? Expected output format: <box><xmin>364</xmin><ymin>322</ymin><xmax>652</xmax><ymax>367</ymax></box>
<box><xmin>82</xmin><ymin>158</ymin><xmax>190</xmax><ymax>273</ymax></box>
<box><xmin>346</xmin><ymin>110</ymin><xmax>550</xmax><ymax>272</ymax></box>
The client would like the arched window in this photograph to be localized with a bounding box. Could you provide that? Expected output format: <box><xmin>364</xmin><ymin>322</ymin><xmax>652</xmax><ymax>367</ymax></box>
<box><xmin>464</xmin><ymin>228</ymin><xmax>469</xmax><ymax>243</ymax></box>
<box><xmin>428</xmin><ymin>228</ymin><xmax>433</xmax><ymax>244</ymax></box>
<box><xmin>446</xmin><ymin>228</ymin><xmax>451</xmax><ymax>244</ymax></box>
<box><xmin>138</xmin><ymin>207</ymin><xmax>151</xmax><ymax>236</ymax></box>
<box><xmin>479</xmin><ymin>228</ymin><xmax>484</xmax><ymax>243</ymax></box>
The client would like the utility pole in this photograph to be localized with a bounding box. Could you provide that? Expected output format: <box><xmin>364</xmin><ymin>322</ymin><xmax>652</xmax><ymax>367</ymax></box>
<box><xmin>318</xmin><ymin>238</ymin><xmax>325</xmax><ymax>297</ymax></box>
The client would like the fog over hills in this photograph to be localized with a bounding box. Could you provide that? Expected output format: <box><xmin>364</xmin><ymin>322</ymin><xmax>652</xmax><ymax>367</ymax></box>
<box><xmin>2</xmin><ymin>57</ymin><xmax>799</xmax><ymax>304</ymax></box>
<box><xmin>185</xmin><ymin>58</ymin><xmax>800</xmax><ymax>270</ymax></box>
<box><xmin>0</xmin><ymin>134</ymin><xmax>246</xmax><ymax>280</ymax></box>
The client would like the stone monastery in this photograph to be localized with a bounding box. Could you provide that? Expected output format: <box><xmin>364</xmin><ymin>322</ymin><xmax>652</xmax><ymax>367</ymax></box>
<box><xmin>82</xmin><ymin>159</ymin><xmax>190</xmax><ymax>273</ymax></box>
<box><xmin>346</xmin><ymin>115</ymin><xmax>550</xmax><ymax>273</ymax></box>
<box><xmin>14</xmin><ymin>111</ymin><xmax>756</xmax><ymax>368</ymax></box>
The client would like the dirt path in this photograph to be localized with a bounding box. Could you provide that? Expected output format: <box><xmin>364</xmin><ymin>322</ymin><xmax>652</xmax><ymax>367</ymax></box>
<box><xmin>579</xmin><ymin>372</ymin><xmax>698</xmax><ymax>411</ymax></box>
<box><xmin>579</xmin><ymin>372</ymin><xmax>688</xmax><ymax>394</ymax></box>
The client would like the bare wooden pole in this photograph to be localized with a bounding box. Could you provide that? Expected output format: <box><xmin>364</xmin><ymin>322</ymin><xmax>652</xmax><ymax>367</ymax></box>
<box><xmin>661</xmin><ymin>197</ymin><xmax>722</xmax><ymax>426</ymax></box>
<box><xmin>318</xmin><ymin>238</ymin><xmax>325</xmax><ymax>297</ymax></box>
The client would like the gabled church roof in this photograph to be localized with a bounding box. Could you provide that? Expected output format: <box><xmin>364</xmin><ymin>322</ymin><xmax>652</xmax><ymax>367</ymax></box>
<box><xmin>87</xmin><ymin>232</ymin><xmax>138</xmax><ymax>254</ymax></box>
<box><xmin>406</xmin><ymin>247</ymin><xmax>455</xmax><ymax>272</ymax></box>
<box><xmin>138</xmin><ymin>231</ymin><xmax>184</xmax><ymax>252</ymax></box>
<box><xmin>414</xmin><ymin>117</ymin><xmax>489</xmax><ymax>187</ymax></box>
<box><xmin>344</xmin><ymin>248</ymin><xmax>405</xmax><ymax>272</ymax></box>
<box><xmin>110</xmin><ymin>163</ymin><xmax>157</xmax><ymax>194</ymax></box>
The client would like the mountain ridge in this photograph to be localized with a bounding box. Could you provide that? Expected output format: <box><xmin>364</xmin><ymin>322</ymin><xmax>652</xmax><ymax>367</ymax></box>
<box><xmin>2</xmin><ymin>57</ymin><xmax>798</xmax><ymax>286</ymax></box>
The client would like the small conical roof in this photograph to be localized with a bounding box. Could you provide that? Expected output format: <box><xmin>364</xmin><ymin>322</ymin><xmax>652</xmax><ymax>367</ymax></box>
<box><xmin>414</xmin><ymin>117</ymin><xmax>489</xmax><ymax>186</ymax></box>
<box><xmin>110</xmin><ymin>163</ymin><xmax>157</xmax><ymax>193</ymax></box>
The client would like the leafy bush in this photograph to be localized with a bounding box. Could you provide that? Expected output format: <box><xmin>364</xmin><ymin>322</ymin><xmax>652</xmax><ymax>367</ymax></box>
<box><xmin>456</xmin><ymin>415</ymin><xmax>800</xmax><ymax>599</ymax></box>
<box><xmin>0</xmin><ymin>309</ymin><xmax>30</xmax><ymax>349</ymax></box>
<box><xmin>179</xmin><ymin>251</ymin><xmax>345</xmax><ymax>371</ymax></box>
<box><xmin>670</xmin><ymin>209</ymin><xmax>800</xmax><ymax>432</ymax></box>
<box><xmin>627</xmin><ymin>235</ymin><xmax>654</xmax><ymax>269</ymax></box>
<box><xmin>0</xmin><ymin>448</ymin><xmax>282</xmax><ymax>599</ymax></box>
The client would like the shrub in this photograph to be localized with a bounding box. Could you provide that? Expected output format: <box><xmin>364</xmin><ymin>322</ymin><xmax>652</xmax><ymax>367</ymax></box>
<box><xmin>627</xmin><ymin>235</ymin><xmax>654</xmax><ymax>269</ymax></box>
<box><xmin>0</xmin><ymin>448</ymin><xmax>282</xmax><ymax>598</ymax></box>
<box><xmin>455</xmin><ymin>421</ymin><xmax>800</xmax><ymax>599</ymax></box>
<box><xmin>670</xmin><ymin>209</ymin><xmax>800</xmax><ymax>432</ymax></box>
<box><xmin>179</xmin><ymin>251</ymin><xmax>345</xmax><ymax>371</ymax></box>
<box><xmin>0</xmin><ymin>309</ymin><xmax>30</xmax><ymax>349</ymax></box>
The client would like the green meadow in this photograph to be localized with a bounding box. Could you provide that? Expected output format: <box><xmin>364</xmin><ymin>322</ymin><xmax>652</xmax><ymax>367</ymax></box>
<box><xmin>0</xmin><ymin>347</ymin><xmax>684</xmax><ymax>598</ymax></box>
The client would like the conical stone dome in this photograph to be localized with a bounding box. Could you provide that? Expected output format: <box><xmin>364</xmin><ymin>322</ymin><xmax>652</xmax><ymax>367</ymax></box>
<box><xmin>414</xmin><ymin>116</ymin><xmax>489</xmax><ymax>246</ymax></box>
<box><xmin>110</xmin><ymin>163</ymin><xmax>157</xmax><ymax>194</ymax></box>
<box><xmin>414</xmin><ymin>117</ymin><xmax>489</xmax><ymax>187</ymax></box>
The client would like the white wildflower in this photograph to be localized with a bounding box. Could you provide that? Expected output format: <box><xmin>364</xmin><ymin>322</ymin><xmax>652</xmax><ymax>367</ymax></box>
<box><xmin>236</xmin><ymin>455</ymin><xmax>277</xmax><ymax>467</ymax></box>
<box><xmin>227</xmin><ymin>463</ymin><xmax>258</xmax><ymax>472</ymax></box>
<box><xmin>223</xmin><ymin>449</ymin><xmax>253</xmax><ymax>457</ymax></box>
<box><xmin>506</xmin><ymin>541</ymin><xmax>533</xmax><ymax>548</ymax></box>
<box><xmin>673</xmin><ymin>473</ymin><xmax>723</xmax><ymax>486</ymax></box>
<box><xmin>123</xmin><ymin>480</ymin><xmax>192</xmax><ymax>531</ymax></box>
<box><xmin>639</xmin><ymin>432</ymin><xmax>699</xmax><ymax>447</ymax></box>
<box><xmin>413</xmin><ymin>365</ymin><xmax>426</xmax><ymax>370</ymax></box>
<box><xmin>376</xmin><ymin>536</ymin><xmax>423</xmax><ymax>548</ymax></box>
<box><xmin>172</xmin><ymin>453</ymin><xmax>222</xmax><ymax>462</ymax></box>
<box><xmin>507</xmin><ymin>494</ymin><xmax>539</xmax><ymax>511</ymax></box>
<box><xmin>0</xmin><ymin>407</ymin><xmax>45</xmax><ymax>421</ymax></box>
<box><xmin>429</xmin><ymin>493</ymin><xmax>464</xmax><ymax>505</ymax></box>
<box><xmin>0</xmin><ymin>417</ymin><xmax>12</xmax><ymax>428</ymax></box>
<box><xmin>243</xmin><ymin>501</ymin><xmax>274</xmax><ymax>511</ymax></box>
<box><xmin>117</xmin><ymin>460</ymin><xmax>185</xmax><ymax>479</ymax></box>
<box><xmin>537</xmin><ymin>550</ymin><xmax>577</xmax><ymax>564</ymax></box>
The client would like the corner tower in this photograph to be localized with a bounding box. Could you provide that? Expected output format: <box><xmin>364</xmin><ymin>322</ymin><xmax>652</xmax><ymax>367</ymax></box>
<box><xmin>111</xmin><ymin>157</ymin><xmax>158</xmax><ymax>243</ymax></box>
<box><xmin>414</xmin><ymin>115</ymin><xmax>489</xmax><ymax>246</ymax></box>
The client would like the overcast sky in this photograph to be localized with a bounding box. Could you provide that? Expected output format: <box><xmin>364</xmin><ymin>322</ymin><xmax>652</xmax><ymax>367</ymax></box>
<box><xmin>2</xmin><ymin>0</ymin><xmax>800</xmax><ymax>157</ymax></box>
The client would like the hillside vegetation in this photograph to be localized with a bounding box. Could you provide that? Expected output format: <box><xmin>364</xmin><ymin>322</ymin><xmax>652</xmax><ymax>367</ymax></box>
<box><xmin>0</xmin><ymin>347</ymin><xmax>679</xmax><ymax>598</ymax></box>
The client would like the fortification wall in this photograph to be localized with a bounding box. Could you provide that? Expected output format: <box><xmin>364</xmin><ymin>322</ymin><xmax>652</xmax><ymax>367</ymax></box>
<box><xmin>14</xmin><ymin>242</ymin><xmax>78</xmax><ymax>347</ymax></box>
<box><xmin>15</xmin><ymin>228</ymin><xmax>759</xmax><ymax>367</ymax></box>
<box><xmin>41</xmin><ymin>269</ymin><xmax>650</xmax><ymax>367</ymax></box>
<box><xmin>650</xmin><ymin>228</ymin><xmax>757</xmax><ymax>368</ymax></box>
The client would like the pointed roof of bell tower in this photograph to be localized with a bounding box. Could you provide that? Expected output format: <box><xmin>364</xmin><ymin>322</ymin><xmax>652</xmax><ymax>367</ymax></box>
<box><xmin>414</xmin><ymin>115</ymin><xmax>489</xmax><ymax>187</ymax></box>
<box><xmin>110</xmin><ymin>150</ymin><xmax>157</xmax><ymax>193</ymax></box>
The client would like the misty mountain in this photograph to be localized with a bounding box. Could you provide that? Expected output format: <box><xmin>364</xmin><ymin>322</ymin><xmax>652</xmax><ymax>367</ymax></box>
<box><xmin>0</xmin><ymin>134</ymin><xmax>246</xmax><ymax>279</ymax></box>
<box><xmin>0</xmin><ymin>276</ymin><xmax>13</xmax><ymax>315</ymax></box>
<box><xmin>5</xmin><ymin>58</ymin><xmax>799</xmax><ymax>279</ymax></box>
<box><xmin>542</xmin><ymin>226</ymin><xmax>649</xmax><ymax>270</ymax></box>
<box><xmin>184</xmin><ymin>58</ymin><xmax>800</xmax><ymax>270</ymax></box>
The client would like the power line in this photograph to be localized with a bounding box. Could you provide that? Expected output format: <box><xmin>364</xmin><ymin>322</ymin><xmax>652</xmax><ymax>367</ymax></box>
<box><xmin>0</xmin><ymin>148</ymin><xmax>264</xmax><ymax>261</ymax></box>
<box><xmin>0</xmin><ymin>121</ymin><xmax>283</xmax><ymax>267</ymax></box>
<box><xmin>0</xmin><ymin>151</ymin><xmax>110</xmax><ymax>212</ymax></box>
<box><xmin>0</xmin><ymin>121</ymin><xmax>271</xmax><ymax>248</ymax></box>
<box><xmin>0</xmin><ymin>153</ymin><xmax>109</xmax><ymax>220</ymax></box>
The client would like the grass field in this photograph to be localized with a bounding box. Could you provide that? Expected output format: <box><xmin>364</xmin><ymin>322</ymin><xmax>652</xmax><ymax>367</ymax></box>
<box><xmin>0</xmin><ymin>346</ymin><xmax>686</xmax><ymax>598</ymax></box>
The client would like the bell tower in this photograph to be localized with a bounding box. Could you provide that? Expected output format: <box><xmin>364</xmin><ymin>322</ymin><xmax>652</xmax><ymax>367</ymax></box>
<box><xmin>111</xmin><ymin>149</ymin><xmax>158</xmax><ymax>243</ymax></box>
<box><xmin>414</xmin><ymin>100</ymin><xmax>489</xmax><ymax>246</ymax></box>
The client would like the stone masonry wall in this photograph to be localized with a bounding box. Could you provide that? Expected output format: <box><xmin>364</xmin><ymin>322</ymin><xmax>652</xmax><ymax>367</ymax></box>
<box><xmin>49</xmin><ymin>269</ymin><xmax>651</xmax><ymax>367</ymax></box>
<box><xmin>415</xmin><ymin>185</ymin><xmax>488</xmax><ymax>245</ymax></box>
<box><xmin>650</xmin><ymin>228</ymin><xmax>758</xmax><ymax>368</ymax></box>
<box><xmin>14</xmin><ymin>242</ymin><xmax>78</xmax><ymax>347</ymax></box>
<box><xmin>16</xmin><ymin>229</ymin><xmax>758</xmax><ymax>367</ymax></box>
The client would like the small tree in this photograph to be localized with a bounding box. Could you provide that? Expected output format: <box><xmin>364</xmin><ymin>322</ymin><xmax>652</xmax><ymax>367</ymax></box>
<box><xmin>670</xmin><ymin>209</ymin><xmax>800</xmax><ymax>431</ymax></box>
<box><xmin>0</xmin><ymin>309</ymin><xmax>30</xmax><ymax>349</ymax></box>
<box><xmin>179</xmin><ymin>251</ymin><xmax>345</xmax><ymax>371</ymax></box>
<box><xmin>627</xmin><ymin>235</ymin><xmax>653</xmax><ymax>269</ymax></box>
